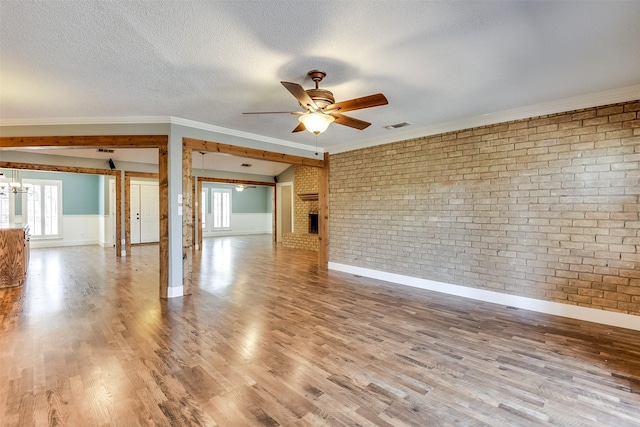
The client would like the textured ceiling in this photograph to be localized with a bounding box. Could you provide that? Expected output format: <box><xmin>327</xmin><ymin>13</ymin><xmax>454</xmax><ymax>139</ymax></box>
<box><xmin>1</xmin><ymin>1</ymin><xmax>640</xmax><ymax>156</ymax></box>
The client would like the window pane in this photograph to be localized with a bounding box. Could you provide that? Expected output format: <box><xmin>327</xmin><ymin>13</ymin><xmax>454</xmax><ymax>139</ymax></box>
<box><xmin>43</xmin><ymin>184</ymin><xmax>58</xmax><ymax>235</ymax></box>
<box><xmin>44</xmin><ymin>185</ymin><xmax>52</xmax><ymax>235</ymax></box>
<box><xmin>27</xmin><ymin>186</ymin><xmax>42</xmax><ymax>236</ymax></box>
<box><xmin>201</xmin><ymin>190</ymin><xmax>206</xmax><ymax>229</ymax></box>
<box><xmin>212</xmin><ymin>189</ymin><xmax>231</xmax><ymax>229</ymax></box>
<box><xmin>0</xmin><ymin>192</ymin><xmax>9</xmax><ymax>227</ymax></box>
<box><xmin>222</xmin><ymin>192</ymin><xmax>230</xmax><ymax>228</ymax></box>
<box><xmin>24</xmin><ymin>179</ymin><xmax>61</xmax><ymax>238</ymax></box>
<box><xmin>213</xmin><ymin>192</ymin><xmax>221</xmax><ymax>228</ymax></box>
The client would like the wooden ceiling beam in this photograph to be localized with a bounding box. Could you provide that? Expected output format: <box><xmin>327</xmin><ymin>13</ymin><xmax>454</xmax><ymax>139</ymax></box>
<box><xmin>197</xmin><ymin>177</ymin><xmax>275</xmax><ymax>187</ymax></box>
<box><xmin>0</xmin><ymin>135</ymin><xmax>167</xmax><ymax>148</ymax></box>
<box><xmin>0</xmin><ymin>161</ymin><xmax>118</xmax><ymax>176</ymax></box>
<box><xmin>125</xmin><ymin>171</ymin><xmax>159</xmax><ymax>179</ymax></box>
<box><xmin>183</xmin><ymin>137</ymin><xmax>326</xmax><ymax>169</ymax></box>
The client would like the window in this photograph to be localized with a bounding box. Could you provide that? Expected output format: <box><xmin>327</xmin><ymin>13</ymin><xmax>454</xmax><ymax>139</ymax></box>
<box><xmin>0</xmin><ymin>191</ymin><xmax>9</xmax><ymax>227</ymax></box>
<box><xmin>23</xmin><ymin>179</ymin><xmax>62</xmax><ymax>238</ymax></box>
<box><xmin>212</xmin><ymin>189</ymin><xmax>231</xmax><ymax>229</ymax></box>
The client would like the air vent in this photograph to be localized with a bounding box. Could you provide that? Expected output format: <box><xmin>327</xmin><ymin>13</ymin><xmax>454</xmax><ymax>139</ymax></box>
<box><xmin>97</xmin><ymin>148</ymin><xmax>115</xmax><ymax>153</ymax></box>
<box><xmin>240</xmin><ymin>163</ymin><xmax>252</xmax><ymax>167</ymax></box>
<box><xmin>383</xmin><ymin>122</ymin><xmax>411</xmax><ymax>130</ymax></box>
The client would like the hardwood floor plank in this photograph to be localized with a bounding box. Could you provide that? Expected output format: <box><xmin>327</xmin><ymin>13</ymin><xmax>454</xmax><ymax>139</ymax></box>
<box><xmin>1</xmin><ymin>236</ymin><xmax>640</xmax><ymax>426</ymax></box>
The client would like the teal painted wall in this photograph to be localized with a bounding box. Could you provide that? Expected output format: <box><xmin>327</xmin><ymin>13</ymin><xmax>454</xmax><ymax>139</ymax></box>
<box><xmin>1</xmin><ymin>169</ymin><xmax>100</xmax><ymax>215</ymax></box>
<box><xmin>98</xmin><ymin>176</ymin><xmax>106</xmax><ymax>215</ymax></box>
<box><xmin>277</xmin><ymin>165</ymin><xmax>295</xmax><ymax>183</ymax></box>
<box><xmin>203</xmin><ymin>183</ymin><xmax>272</xmax><ymax>214</ymax></box>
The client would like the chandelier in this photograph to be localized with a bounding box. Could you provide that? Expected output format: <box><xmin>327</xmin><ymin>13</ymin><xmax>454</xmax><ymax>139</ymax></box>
<box><xmin>0</xmin><ymin>170</ymin><xmax>31</xmax><ymax>195</ymax></box>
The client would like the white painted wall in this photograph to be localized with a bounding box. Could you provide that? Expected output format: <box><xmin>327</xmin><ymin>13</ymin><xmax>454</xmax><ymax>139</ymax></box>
<box><xmin>29</xmin><ymin>215</ymin><xmax>100</xmax><ymax>249</ymax></box>
<box><xmin>98</xmin><ymin>214</ymin><xmax>115</xmax><ymax>247</ymax></box>
<box><xmin>203</xmin><ymin>213</ymin><xmax>272</xmax><ymax>237</ymax></box>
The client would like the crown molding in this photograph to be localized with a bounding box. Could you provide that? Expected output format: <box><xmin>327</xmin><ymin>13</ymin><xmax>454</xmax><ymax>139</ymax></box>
<box><xmin>330</xmin><ymin>84</ymin><xmax>640</xmax><ymax>154</ymax></box>
<box><xmin>0</xmin><ymin>115</ymin><xmax>173</xmax><ymax>126</ymax></box>
<box><xmin>0</xmin><ymin>115</ymin><xmax>323</xmax><ymax>154</ymax></box>
<box><xmin>167</xmin><ymin>117</ymin><xmax>323</xmax><ymax>154</ymax></box>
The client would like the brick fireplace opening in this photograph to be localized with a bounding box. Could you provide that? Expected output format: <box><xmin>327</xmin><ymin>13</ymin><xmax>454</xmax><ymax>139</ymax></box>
<box><xmin>308</xmin><ymin>213</ymin><xmax>318</xmax><ymax>234</ymax></box>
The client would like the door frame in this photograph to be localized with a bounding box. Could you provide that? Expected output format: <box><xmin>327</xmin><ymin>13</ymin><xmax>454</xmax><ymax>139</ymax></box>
<box><xmin>276</xmin><ymin>181</ymin><xmax>294</xmax><ymax>243</ymax></box>
<box><xmin>181</xmin><ymin>138</ymin><xmax>329</xmax><ymax>296</ymax></box>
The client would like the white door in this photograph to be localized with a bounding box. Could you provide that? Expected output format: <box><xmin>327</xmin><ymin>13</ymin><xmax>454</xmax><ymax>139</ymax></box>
<box><xmin>140</xmin><ymin>184</ymin><xmax>159</xmax><ymax>243</ymax></box>
<box><xmin>130</xmin><ymin>183</ymin><xmax>159</xmax><ymax>244</ymax></box>
<box><xmin>130</xmin><ymin>185</ymin><xmax>141</xmax><ymax>244</ymax></box>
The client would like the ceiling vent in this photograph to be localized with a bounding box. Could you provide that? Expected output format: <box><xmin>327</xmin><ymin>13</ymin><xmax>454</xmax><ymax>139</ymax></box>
<box><xmin>97</xmin><ymin>148</ymin><xmax>115</xmax><ymax>153</ymax></box>
<box><xmin>240</xmin><ymin>163</ymin><xmax>252</xmax><ymax>167</ymax></box>
<box><xmin>383</xmin><ymin>122</ymin><xmax>411</xmax><ymax>130</ymax></box>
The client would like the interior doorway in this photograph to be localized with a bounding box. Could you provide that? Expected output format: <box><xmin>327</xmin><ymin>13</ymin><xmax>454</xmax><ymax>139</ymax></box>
<box><xmin>276</xmin><ymin>182</ymin><xmax>293</xmax><ymax>243</ymax></box>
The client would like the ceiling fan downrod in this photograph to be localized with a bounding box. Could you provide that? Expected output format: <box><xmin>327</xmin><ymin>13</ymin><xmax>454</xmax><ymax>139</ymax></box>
<box><xmin>307</xmin><ymin>70</ymin><xmax>326</xmax><ymax>89</ymax></box>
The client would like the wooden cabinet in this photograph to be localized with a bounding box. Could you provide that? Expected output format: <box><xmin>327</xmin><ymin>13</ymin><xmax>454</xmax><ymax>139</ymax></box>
<box><xmin>0</xmin><ymin>225</ymin><xmax>30</xmax><ymax>288</ymax></box>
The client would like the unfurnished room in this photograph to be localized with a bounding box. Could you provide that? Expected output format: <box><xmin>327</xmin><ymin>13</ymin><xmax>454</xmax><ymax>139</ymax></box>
<box><xmin>1</xmin><ymin>1</ymin><xmax>639</xmax><ymax>426</ymax></box>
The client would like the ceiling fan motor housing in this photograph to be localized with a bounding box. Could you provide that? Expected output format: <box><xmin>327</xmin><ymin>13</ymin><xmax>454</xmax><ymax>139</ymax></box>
<box><xmin>304</xmin><ymin>88</ymin><xmax>335</xmax><ymax>110</ymax></box>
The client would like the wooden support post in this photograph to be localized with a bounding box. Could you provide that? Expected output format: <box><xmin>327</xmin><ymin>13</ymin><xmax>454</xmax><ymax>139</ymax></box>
<box><xmin>198</xmin><ymin>179</ymin><xmax>203</xmax><ymax>250</ymax></box>
<box><xmin>159</xmin><ymin>144</ymin><xmax>169</xmax><ymax>298</ymax></box>
<box><xmin>272</xmin><ymin>185</ymin><xmax>277</xmax><ymax>244</ymax></box>
<box><xmin>124</xmin><ymin>175</ymin><xmax>131</xmax><ymax>256</ymax></box>
<box><xmin>115</xmin><ymin>173</ymin><xmax>122</xmax><ymax>257</ymax></box>
<box><xmin>318</xmin><ymin>152</ymin><xmax>329</xmax><ymax>269</ymax></box>
<box><xmin>182</xmin><ymin>147</ymin><xmax>193</xmax><ymax>295</ymax></box>
<box><xmin>192</xmin><ymin>176</ymin><xmax>197</xmax><ymax>249</ymax></box>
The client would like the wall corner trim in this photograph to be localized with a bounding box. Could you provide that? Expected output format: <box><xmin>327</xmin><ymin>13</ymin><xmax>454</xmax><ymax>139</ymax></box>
<box><xmin>167</xmin><ymin>286</ymin><xmax>184</xmax><ymax>298</ymax></box>
<box><xmin>328</xmin><ymin>262</ymin><xmax>640</xmax><ymax>331</ymax></box>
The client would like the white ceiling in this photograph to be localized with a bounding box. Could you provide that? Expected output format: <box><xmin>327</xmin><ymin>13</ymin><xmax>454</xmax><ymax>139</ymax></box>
<box><xmin>1</xmin><ymin>1</ymin><xmax>639</xmax><ymax>160</ymax></box>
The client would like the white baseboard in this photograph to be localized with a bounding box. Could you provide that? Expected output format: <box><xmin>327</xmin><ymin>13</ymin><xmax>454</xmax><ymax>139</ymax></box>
<box><xmin>30</xmin><ymin>239</ymin><xmax>99</xmax><ymax>249</ymax></box>
<box><xmin>167</xmin><ymin>286</ymin><xmax>184</xmax><ymax>298</ymax></box>
<box><xmin>203</xmin><ymin>231</ymin><xmax>272</xmax><ymax>237</ymax></box>
<box><xmin>328</xmin><ymin>262</ymin><xmax>640</xmax><ymax>331</ymax></box>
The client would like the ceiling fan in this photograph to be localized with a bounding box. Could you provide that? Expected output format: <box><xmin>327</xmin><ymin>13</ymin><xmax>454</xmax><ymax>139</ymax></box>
<box><xmin>244</xmin><ymin>70</ymin><xmax>388</xmax><ymax>134</ymax></box>
<box><xmin>235</xmin><ymin>184</ymin><xmax>256</xmax><ymax>192</ymax></box>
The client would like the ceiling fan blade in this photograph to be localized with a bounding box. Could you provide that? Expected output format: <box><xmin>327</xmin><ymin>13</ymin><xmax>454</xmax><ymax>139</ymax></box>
<box><xmin>281</xmin><ymin>81</ymin><xmax>319</xmax><ymax>111</ymax></box>
<box><xmin>292</xmin><ymin>122</ymin><xmax>306</xmax><ymax>133</ymax></box>
<box><xmin>243</xmin><ymin>111</ymin><xmax>300</xmax><ymax>114</ymax></box>
<box><xmin>324</xmin><ymin>93</ymin><xmax>388</xmax><ymax>113</ymax></box>
<box><xmin>331</xmin><ymin>113</ymin><xmax>371</xmax><ymax>130</ymax></box>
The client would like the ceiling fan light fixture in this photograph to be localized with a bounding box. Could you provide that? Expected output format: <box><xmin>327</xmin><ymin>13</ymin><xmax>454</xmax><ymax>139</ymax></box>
<box><xmin>299</xmin><ymin>112</ymin><xmax>335</xmax><ymax>135</ymax></box>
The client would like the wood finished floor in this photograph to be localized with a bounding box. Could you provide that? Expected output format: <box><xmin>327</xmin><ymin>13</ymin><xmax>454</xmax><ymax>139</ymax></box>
<box><xmin>1</xmin><ymin>235</ymin><xmax>639</xmax><ymax>427</ymax></box>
